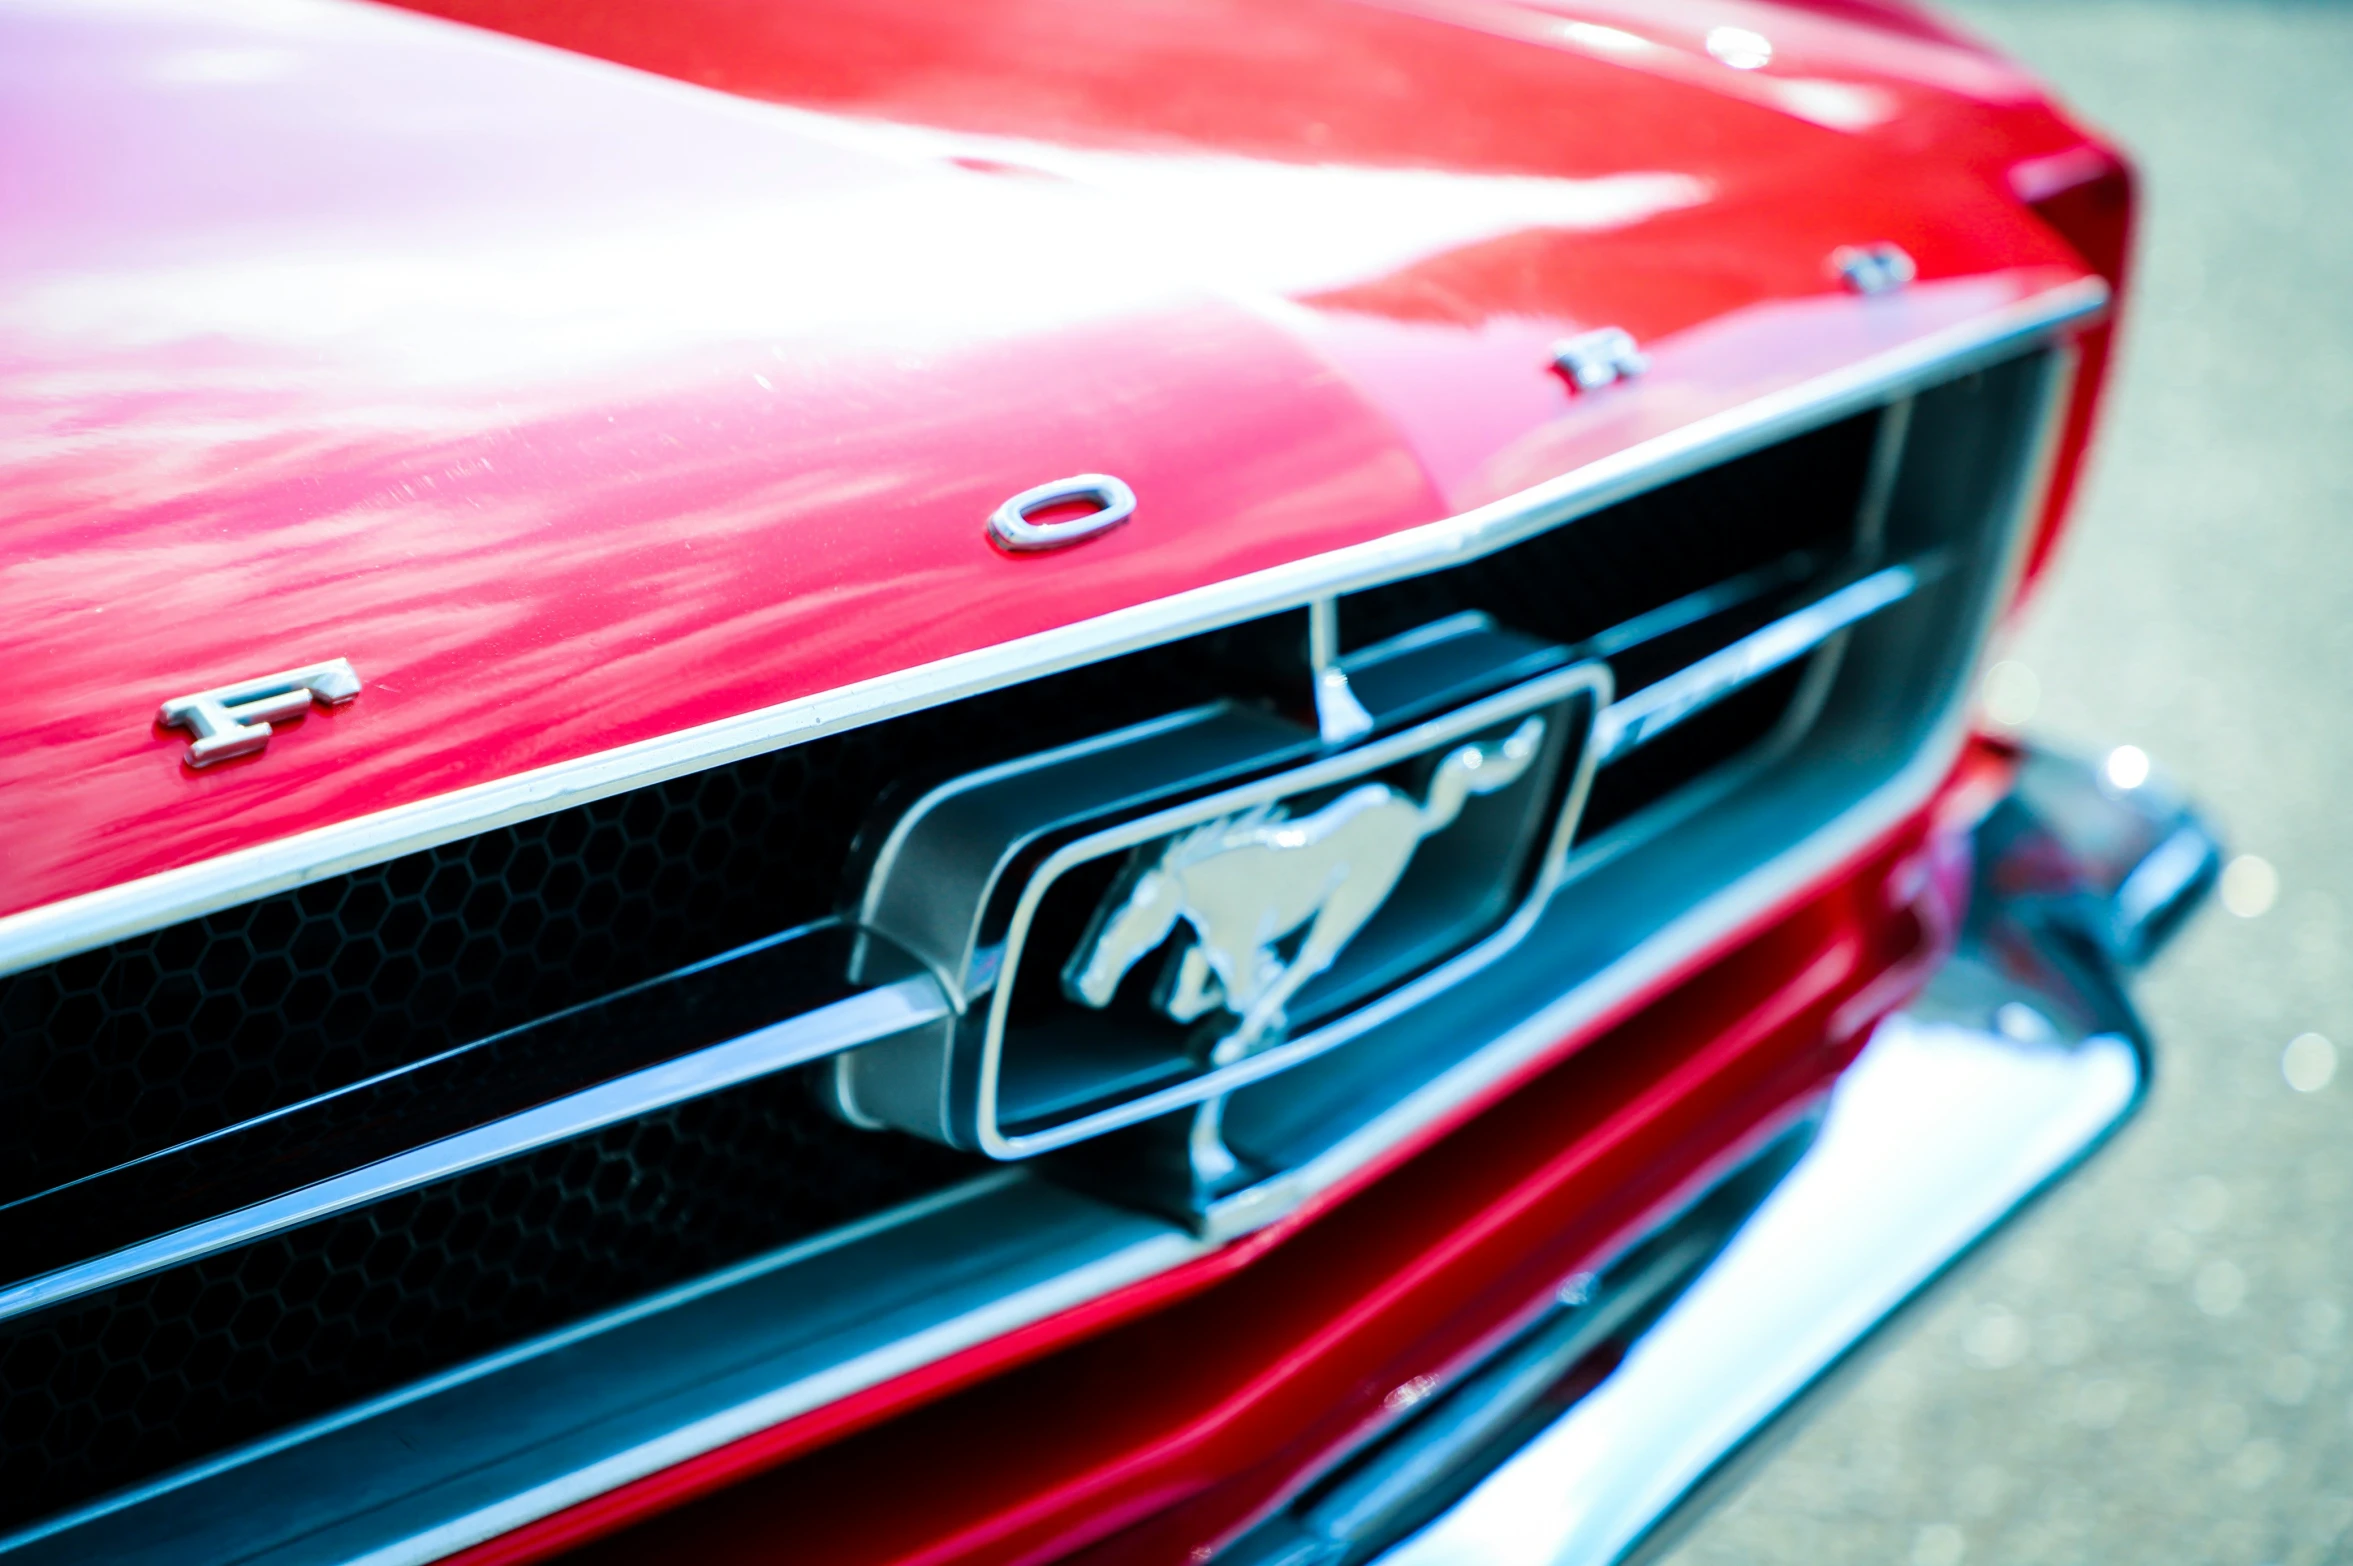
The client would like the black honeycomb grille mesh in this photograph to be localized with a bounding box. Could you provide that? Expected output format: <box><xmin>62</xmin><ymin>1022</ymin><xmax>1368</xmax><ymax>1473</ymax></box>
<box><xmin>0</xmin><ymin>1068</ymin><xmax>975</xmax><ymax>1531</ymax></box>
<box><xmin>0</xmin><ymin>624</ymin><xmax>1294</xmax><ymax>1208</ymax></box>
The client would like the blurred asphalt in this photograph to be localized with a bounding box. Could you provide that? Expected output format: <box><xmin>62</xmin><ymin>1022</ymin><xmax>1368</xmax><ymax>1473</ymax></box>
<box><xmin>1660</xmin><ymin>4</ymin><xmax>2353</xmax><ymax>1564</ymax></box>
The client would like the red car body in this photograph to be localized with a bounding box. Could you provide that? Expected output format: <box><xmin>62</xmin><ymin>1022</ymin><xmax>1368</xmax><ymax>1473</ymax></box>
<box><xmin>0</xmin><ymin>0</ymin><xmax>2120</xmax><ymax>922</ymax></box>
<box><xmin>0</xmin><ymin>2</ymin><xmax>2191</xmax><ymax>1563</ymax></box>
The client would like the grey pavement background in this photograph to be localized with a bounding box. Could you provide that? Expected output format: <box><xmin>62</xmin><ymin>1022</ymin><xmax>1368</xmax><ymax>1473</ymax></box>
<box><xmin>1660</xmin><ymin>3</ymin><xmax>2353</xmax><ymax>1563</ymax></box>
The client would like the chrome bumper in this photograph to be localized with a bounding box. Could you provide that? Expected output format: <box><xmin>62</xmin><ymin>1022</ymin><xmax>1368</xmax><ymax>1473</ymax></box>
<box><xmin>1375</xmin><ymin>745</ymin><xmax>2217</xmax><ymax>1566</ymax></box>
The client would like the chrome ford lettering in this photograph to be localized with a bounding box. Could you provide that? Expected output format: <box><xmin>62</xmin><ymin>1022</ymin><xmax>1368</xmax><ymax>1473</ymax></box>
<box><xmin>157</xmin><ymin>659</ymin><xmax>362</xmax><ymax>768</ymax></box>
<box><xmin>1550</xmin><ymin>327</ymin><xmax>1649</xmax><ymax>392</ymax></box>
<box><xmin>986</xmin><ymin>474</ymin><xmax>1136</xmax><ymax>552</ymax></box>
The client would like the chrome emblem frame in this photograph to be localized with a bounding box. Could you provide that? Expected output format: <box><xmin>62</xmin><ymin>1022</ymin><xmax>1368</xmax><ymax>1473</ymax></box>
<box><xmin>828</xmin><ymin>619</ymin><xmax>1611</xmax><ymax>1168</ymax></box>
<box><xmin>157</xmin><ymin>659</ymin><xmax>361</xmax><ymax>768</ymax></box>
<box><xmin>1059</xmin><ymin>713</ymin><xmax>1552</xmax><ymax>1192</ymax></box>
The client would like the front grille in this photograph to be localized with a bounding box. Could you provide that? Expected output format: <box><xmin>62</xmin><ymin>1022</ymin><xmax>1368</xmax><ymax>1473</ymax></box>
<box><xmin>0</xmin><ymin>1070</ymin><xmax>973</xmax><ymax>1531</ymax></box>
<box><xmin>0</xmin><ymin>399</ymin><xmax>1910</xmax><ymax>1532</ymax></box>
<box><xmin>0</xmin><ymin>419</ymin><xmax>1876</xmax><ymax>1214</ymax></box>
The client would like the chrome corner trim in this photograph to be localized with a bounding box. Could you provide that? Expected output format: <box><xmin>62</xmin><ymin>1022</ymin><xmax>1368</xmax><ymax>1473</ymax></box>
<box><xmin>1591</xmin><ymin>563</ymin><xmax>1918</xmax><ymax>763</ymax></box>
<box><xmin>1379</xmin><ymin>1012</ymin><xmax>2141</xmax><ymax>1566</ymax></box>
<box><xmin>1999</xmin><ymin>746</ymin><xmax>2222</xmax><ymax>970</ymax></box>
<box><xmin>0</xmin><ymin>970</ymin><xmax>952</xmax><ymax>1326</ymax></box>
<box><xmin>0</xmin><ymin>276</ymin><xmax>2106</xmax><ymax>983</ymax></box>
<box><xmin>986</xmin><ymin>473</ymin><xmax>1137</xmax><ymax>552</ymax></box>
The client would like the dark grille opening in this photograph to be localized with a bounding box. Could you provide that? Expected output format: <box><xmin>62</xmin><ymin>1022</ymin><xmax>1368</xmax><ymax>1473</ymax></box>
<box><xmin>0</xmin><ymin>1068</ymin><xmax>976</xmax><ymax>1531</ymax></box>
<box><xmin>1337</xmin><ymin>411</ymin><xmax>1879</xmax><ymax>660</ymax></box>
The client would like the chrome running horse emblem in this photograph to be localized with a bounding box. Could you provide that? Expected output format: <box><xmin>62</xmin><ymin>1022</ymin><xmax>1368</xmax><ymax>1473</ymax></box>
<box><xmin>1065</xmin><ymin>716</ymin><xmax>1548</xmax><ymax>1054</ymax></box>
<box><xmin>1062</xmin><ymin>715</ymin><xmax>1547</xmax><ymax>1190</ymax></box>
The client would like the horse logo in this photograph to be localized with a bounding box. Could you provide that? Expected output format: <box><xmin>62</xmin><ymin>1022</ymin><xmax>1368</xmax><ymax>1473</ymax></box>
<box><xmin>1062</xmin><ymin>715</ymin><xmax>1548</xmax><ymax>1061</ymax></box>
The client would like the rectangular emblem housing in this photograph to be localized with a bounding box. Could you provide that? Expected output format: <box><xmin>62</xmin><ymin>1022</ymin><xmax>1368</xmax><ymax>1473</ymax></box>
<box><xmin>829</xmin><ymin>617</ymin><xmax>1611</xmax><ymax>1158</ymax></box>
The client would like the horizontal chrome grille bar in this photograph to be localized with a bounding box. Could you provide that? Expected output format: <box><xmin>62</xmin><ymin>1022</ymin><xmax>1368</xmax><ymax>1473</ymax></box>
<box><xmin>1593</xmin><ymin>562</ymin><xmax>1920</xmax><ymax>763</ymax></box>
<box><xmin>0</xmin><ymin>966</ymin><xmax>950</xmax><ymax>1325</ymax></box>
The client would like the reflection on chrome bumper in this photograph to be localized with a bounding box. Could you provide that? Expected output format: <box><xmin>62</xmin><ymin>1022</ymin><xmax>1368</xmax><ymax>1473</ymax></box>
<box><xmin>1378</xmin><ymin>744</ymin><xmax>2215</xmax><ymax>1566</ymax></box>
<box><xmin>1384</xmin><ymin>1012</ymin><xmax>2135</xmax><ymax>1566</ymax></box>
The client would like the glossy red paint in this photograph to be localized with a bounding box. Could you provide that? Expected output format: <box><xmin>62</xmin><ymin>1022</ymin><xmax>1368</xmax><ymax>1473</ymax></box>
<box><xmin>2014</xmin><ymin>150</ymin><xmax>2138</xmax><ymax>591</ymax></box>
<box><xmin>428</xmin><ymin>734</ymin><xmax>1999</xmax><ymax>1566</ymax></box>
<box><xmin>1</xmin><ymin>0</ymin><xmax>2106</xmax><ymax>922</ymax></box>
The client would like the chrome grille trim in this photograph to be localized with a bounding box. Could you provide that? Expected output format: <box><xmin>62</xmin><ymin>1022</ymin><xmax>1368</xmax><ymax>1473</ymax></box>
<box><xmin>0</xmin><ymin>563</ymin><xmax>1913</xmax><ymax>1324</ymax></box>
<box><xmin>0</xmin><ymin>279</ymin><xmax>2105</xmax><ymax>983</ymax></box>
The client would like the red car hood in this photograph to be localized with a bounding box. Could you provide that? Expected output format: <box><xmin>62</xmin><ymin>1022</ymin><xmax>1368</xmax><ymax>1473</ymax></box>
<box><xmin>0</xmin><ymin>0</ymin><xmax>2097</xmax><ymax>925</ymax></box>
